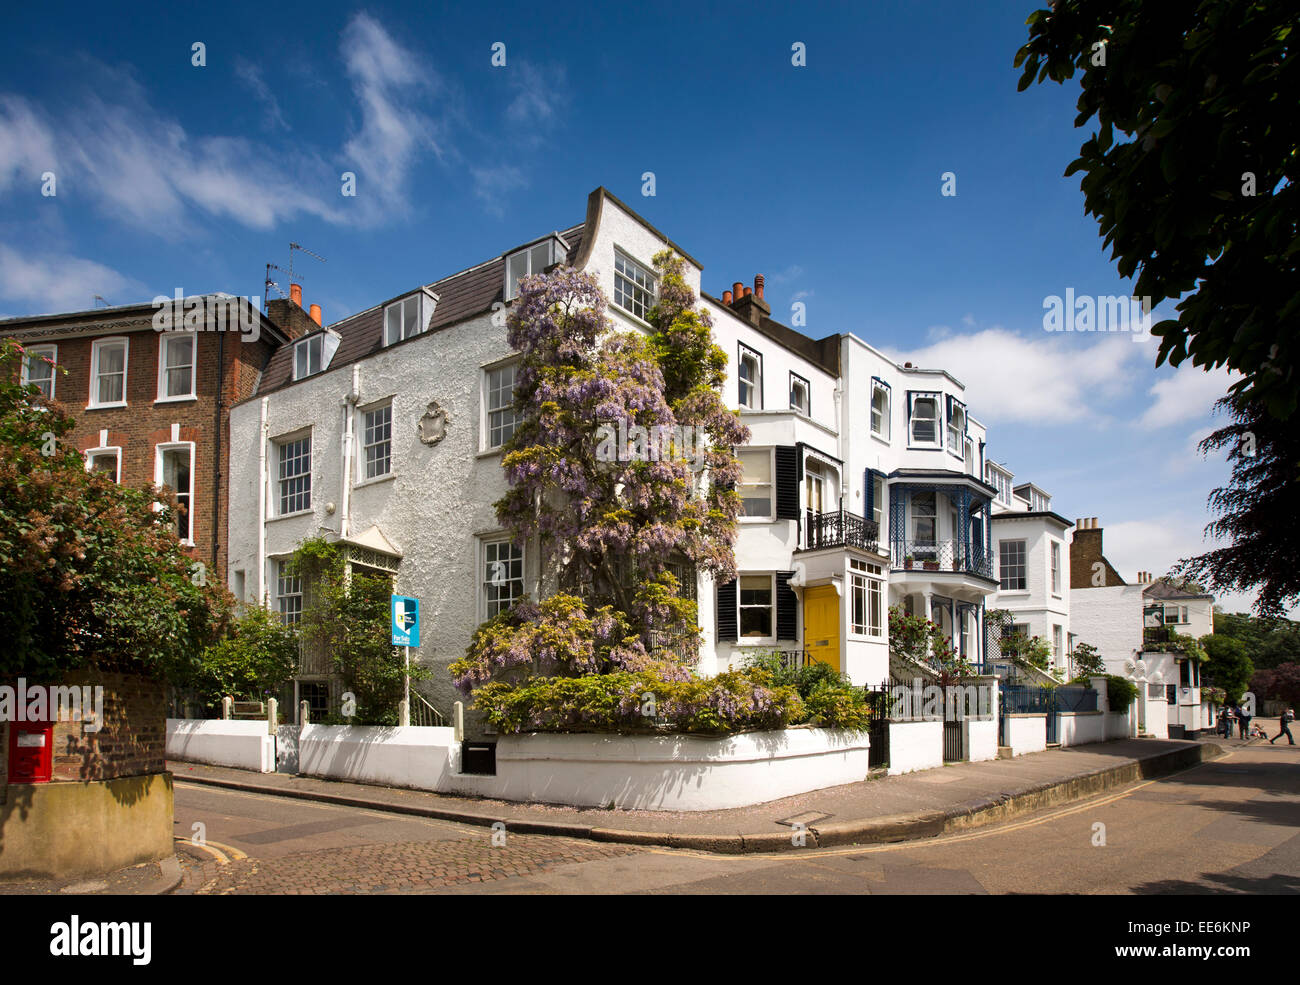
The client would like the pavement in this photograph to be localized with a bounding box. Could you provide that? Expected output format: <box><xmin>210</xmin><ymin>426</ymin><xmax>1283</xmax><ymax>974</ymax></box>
<box><xmin>167</xmin><ymin>734</ymin><xmax>1234</xmax><ymax>855</ymax></box>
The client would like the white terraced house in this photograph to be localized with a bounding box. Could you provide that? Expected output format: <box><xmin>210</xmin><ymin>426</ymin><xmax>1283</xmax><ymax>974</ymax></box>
<box><xmin>986</xmin><ymin>466</ymin><xmax>1075</xmax><ymax>678</ymax></box>
<box><xmin>226</xmin><ymin>187</ymin><xmax>1015</xmax><ymax>727</ymax></box>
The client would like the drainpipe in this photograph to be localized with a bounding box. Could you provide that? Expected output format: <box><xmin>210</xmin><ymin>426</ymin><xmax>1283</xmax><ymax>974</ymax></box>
<box><xmin>340</xmin><ymin>363</ymin><xmax>360</xmax><ymax>540</ymax></box>
<box><xmin>257</xmin><ymin>396</ymin><xmax>268</xmax><ymax>603</ymax></box>
<box><xmin>212</xmin><ymin>328</ymin><xmax>225</xmax><ymax>574</ymax></box>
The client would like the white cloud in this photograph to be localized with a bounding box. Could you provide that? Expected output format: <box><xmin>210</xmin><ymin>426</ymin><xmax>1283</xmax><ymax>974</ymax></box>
<box><xmin>505</xmin><ymin>62</ymin><xmax>568</xmax><ymax>127</ymax></box>
<box><xmin>885</xmin><ymin>327</ymin><xmax>1144</xmax><ymax>426</ymax></box>
<box><xmin>235</xmin><ymin>58</ymin><xmax>289</xmax><ymax>132</ymax></box>
<box><xmin>0</xmin><ymin>96</ymin><xmax>57</xmax><ymax>192</ymax></box>
<box><xmin>471</xmin><ymin>165</ymin><xmax>527</xmax><ymax>216</ymax></box>
<box><xmin>1138</xmin><ymin>363</ymin><xmax>1234</xmax><ymax>429</ymax></box>
<box><xmin>339</xmin><ymin>12</ymin><xmax>445</xmax><ymax>220</ymax></box>
<box><xmin>0</xmin><ymin>244</ymin><xmax>140</xmax><ymax>314</ymax></box>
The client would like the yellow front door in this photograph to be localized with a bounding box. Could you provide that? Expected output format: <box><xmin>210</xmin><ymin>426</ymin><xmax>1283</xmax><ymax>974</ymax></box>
<box><xmin>803</xmin><ymin>585</ymin><xmax>840</xmax><ymax>673</ymax></box>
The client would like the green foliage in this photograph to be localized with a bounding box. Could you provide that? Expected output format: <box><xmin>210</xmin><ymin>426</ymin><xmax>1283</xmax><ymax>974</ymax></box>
<box><xmin>1003</xmin><ymin>630</ymin><xmax>1053</xmax><ymax>671</ymax></box>
<box><xmin>1211</xmin><ymin>611</ymin><xmax>1300</xmax><ymax>671</ymax></box>
<box><xmin>888</xmin><ymin>606</ymin><xmax>972</xmax><ymax>683</ymax></box>
<box><xmin>0</xmin><ymin>338</ymin><xmax>231</xmax><ymax>680</ymax></box>
<box><xmin>472</xmin><ymin>668</ymin><xmax>809</xmax><ymax>735</ymax></box>
<box><xmin>1103</xmin><ymin>674</ymin><xmax>1139</xmax><ymax>714</ymax></box>
<box><xmin>1016</xmin><ymin>0</ymin><xmax>1300</xmax><ymax>419</ymax></box>
<box><xmin>1199</xmin><ymin>633</ymin><xmax>1255</xmax><ymax>704</ymax></box>
<box><xmin>189</xmin><ymin>604</ymin><xmax>299</xmax><ymax>712</ymax></box>
<box><xmin>742</xmin><ymin>652</ymin><xmax>872</xmax><ymax>729</ymax></box>
<box><xmin>1071</xmin><ymin>641</ymin><xmax>1106</xmax><ymax>677</ymax></box>
<box><xmin>1202</xmin><ymin>686</ymin><xmax>1227</xmax><ymax>707</ymax></box>
<box><xmin>1145</xmin><ymin>632</ymin><xmax>1208</xmax><ymax>663</ymax></box>
<box><xmin>290</xmin><ymin>537</ymin><xmax>428</xmax><ymax>726</ymax></box>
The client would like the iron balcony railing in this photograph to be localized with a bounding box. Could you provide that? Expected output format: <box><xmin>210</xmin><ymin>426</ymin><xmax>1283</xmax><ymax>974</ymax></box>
<box><xmin>1143</xmin><ymin>625</ymin><xmax>1177</xmax><ymax>647</ymax></box>
<box><xmin>802</xmin><ymin>509</ymin><xmax>880</xmax><ymax>552</ymax></box>
<box><xmin>891</xmin><ymin>539</ymin><xmax>994</xmax><ymax>579</ymax></box>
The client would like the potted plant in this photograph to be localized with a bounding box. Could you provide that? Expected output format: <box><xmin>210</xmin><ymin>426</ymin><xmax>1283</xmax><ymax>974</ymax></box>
<box><xmin>923</xmin><ymin>557</ymin><xmax>939</xmax><ymax>571</ymax></box>
<box><xmin>904</xmin><ymin>554</ymin><xmax>915</xmax><ymax>570</ymax></box>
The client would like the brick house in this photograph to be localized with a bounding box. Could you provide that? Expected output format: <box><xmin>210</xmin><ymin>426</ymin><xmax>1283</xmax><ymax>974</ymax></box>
<box><xmin>1</xmin><ymin>292</ymin><xmax>309</xmax><ymax>583</ymax></box>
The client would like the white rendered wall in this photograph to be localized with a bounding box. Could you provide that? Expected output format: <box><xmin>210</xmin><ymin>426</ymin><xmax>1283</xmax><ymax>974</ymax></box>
<box><xmin>166</xmin><ymin>719</ymin><xmax>275</xmax><ymax>772</ymax></box>
<box><xmin>1057</xmin><ymin>711</ymin><xmax>1106</xmax><ymax>747</ymax></box>
<box><xmin>964</xmin><ymin>717</ymin><xmax>998</xmax><ymax>762</ymax></box>
<box><xmin>887</xmin><ymin>720</ymin><xmax>944</xmax><ymax>775</ymax></box>
<box><xmin>298</xmin><ymin>724</ymin><xmax>459</xmax><ymax>790</ymax></box>
<box><xmin>443</xmin><ymin>728</ymin><xmax>871</xmax><ymax>811</ymax></box>
<box><xmin>1004</xmin><ymin>715</ymin><xmax>1047</xmax><ymax>756</ymax></box>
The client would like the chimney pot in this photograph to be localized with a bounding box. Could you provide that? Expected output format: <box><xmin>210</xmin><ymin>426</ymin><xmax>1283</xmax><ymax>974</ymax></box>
<box><xmin>309</xmin><ymin>304</ymin><xmax>322</xmax><ymax>326</ymax></box>
<box><xmin>743</xmin><ymin>286</ymin><xmax>752</xmax><ymax>297</ymax></box>
<box><xmin>755</xmin><ymin>274</ymin><xmax>765</xmax><ymax>300</ymax></box>
<box><xmin>732</xmin><ymin>282</ymin><xmax>743</xmax><ymax>303</ymax></box>
<box><xmin>290</xmin><ymin>283</ymin><xmax>303</xmax><ymax>307</ymax></box>
<box><xmin>722</xmin><ymin>290</ymin><xmax>733</xmax><ymax>305</ymax></box>
<box><xmin>904</xmin><ymin>362</ymin><xmax>913</xmax><ymax>369</ymax></box>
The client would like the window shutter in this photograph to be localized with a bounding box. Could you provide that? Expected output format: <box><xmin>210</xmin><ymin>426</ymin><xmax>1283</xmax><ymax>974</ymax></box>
<box><xmin>945</xmin><ymin>394</ymin><xmax>955</xmax><ymax>421</ymax></box>
<box><xmin>716</xmin><ymin>579</ymin><xmax>738</xmax><ymax>642</ymax></box>
<box><xmin>775</xmin><ymin>446</ymin><xmax>800</xmax><ymax>520</ymax></box>
<box><xmin>775</xmin><ymin>571</ymin><xmax>798</xmax><ymax>641</ymax></box>
<box><xmin>864</xmin><ymin>469</ymin><xmax>873</xmax><ymax>517</ymax></box>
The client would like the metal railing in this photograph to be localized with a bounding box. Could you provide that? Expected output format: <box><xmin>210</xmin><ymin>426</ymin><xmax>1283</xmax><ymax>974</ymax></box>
<box><xmin>409</xmin><ymin>689</ymin><xmax>446</xmax><ymax>727</ymax></box>
<box><xmin>802</xmin><ymin>510</ymin><xmax>879</xmax><ymax>552</ymax></box>
<box><xmin>891</xmin><ymin>539</ymin><xmax>994</xmax><ymax>579</ymax></box>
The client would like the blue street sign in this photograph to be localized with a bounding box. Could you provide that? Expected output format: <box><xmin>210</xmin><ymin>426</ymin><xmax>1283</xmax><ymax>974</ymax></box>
<box><xmin>391</xmin><ymin>595</ymin><xmax>420</xmax><ymax>647</ymax></box>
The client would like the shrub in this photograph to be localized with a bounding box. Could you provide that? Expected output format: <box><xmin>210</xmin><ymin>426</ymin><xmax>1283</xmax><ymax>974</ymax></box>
<box><xmin>189</xmin><ymin>604</ymin><xmax>298</xmax><ymax>712</ymax></box>
<box><xmin>1104</xmin><ymin>675</ymin><xmax>1139</xmax><ymax>714</ymax></box>
<box><xmin>473</xmin><ymin>668</ymin><xmax>806</xmax><ymax>734</ymax></box>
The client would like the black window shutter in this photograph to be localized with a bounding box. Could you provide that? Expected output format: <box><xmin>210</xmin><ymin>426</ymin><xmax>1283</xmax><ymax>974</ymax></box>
<box><xmin>775</xmin><ymin>446</ymin><xmax>799</xmax><ymax>520</ymax></box>
<box><xmin>775</xmin><ymin>571</ymin><xmax>798</xmax><ymax>641</ymax></box>
<box><xmin>864</xmin><ymin>469</ymin><xmax>874</xmax><ymax>516</ymax></box>
<box><xmin>716</xmin><ymin>578</ymin><xmax>737</xmax><ymax>642</ymax></box>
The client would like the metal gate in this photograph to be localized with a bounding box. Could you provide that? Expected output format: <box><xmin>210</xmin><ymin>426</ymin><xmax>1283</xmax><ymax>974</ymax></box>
<box><xmin>865</xmin><ymin>685</ymin><xmax>892</xmax><ymax>768</ymax></box>
<box><xmin>943</xmin><ymin>720</ymin><xmax>964</xmax><ymax>762</ymax></box>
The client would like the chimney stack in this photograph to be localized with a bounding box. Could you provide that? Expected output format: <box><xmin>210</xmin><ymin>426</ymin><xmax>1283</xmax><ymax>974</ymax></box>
<box><xmin>728</xmin><ymin>274</ymin><xmax>772</xmax><ymax>327</ymax></box>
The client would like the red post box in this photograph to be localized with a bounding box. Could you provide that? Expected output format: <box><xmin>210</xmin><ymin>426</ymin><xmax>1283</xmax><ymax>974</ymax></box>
<box><xmin>7</xmin><ymin>720</ymin><xmax>54</xmax><ymax>783</ymax></box>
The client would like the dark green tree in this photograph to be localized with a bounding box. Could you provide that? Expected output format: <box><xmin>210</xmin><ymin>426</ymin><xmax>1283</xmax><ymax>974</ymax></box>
<box><xmin>1200</xmin><ymin>633</ymin><xmax>1255</xmax><ymax>703</ymax></box>
<box><xmin>1016</xmin><ymin>0</ymin><xmax>1300</xmax><ymax>417</ymax></box>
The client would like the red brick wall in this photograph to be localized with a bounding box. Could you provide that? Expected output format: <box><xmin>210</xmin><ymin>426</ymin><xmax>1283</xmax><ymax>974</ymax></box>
<box><xmin>9</xmin><ymin>324</ymin><xmax>281</xmax><ymax>584</ymax></box>
<box><xmin>49</xmin><ymin>672</ymin><xmax>168</xmax><ymax>782</ymax></box>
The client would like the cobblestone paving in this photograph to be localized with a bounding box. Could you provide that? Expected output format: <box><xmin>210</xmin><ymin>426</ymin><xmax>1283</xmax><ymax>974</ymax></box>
<box><xmin>181</xmin><ymin>835</ymin><xmax>640</xmax><ymax>894</ymax></box>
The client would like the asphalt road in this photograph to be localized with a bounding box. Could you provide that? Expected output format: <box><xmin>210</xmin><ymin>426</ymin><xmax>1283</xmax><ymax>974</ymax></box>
<box><xmin>172</xmin><ymin>742</ymin><xmax>1300</xmax><ymax>895</ymax></box>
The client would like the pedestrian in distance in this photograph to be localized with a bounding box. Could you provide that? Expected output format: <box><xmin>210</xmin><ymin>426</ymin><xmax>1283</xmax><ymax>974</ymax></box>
<box><xmin>1271</xmin><ymin>708</ymin><xmax>1295</xmax><ymax>746</ymax></box>
<box><xmin>1220</xmin><ymin>705</ymin><xmax>1235</xmax><ymax>738</ymax></box>
<box><xmin>1238</xmin><ymin>705</ymin><xmax>1252</xmax><ymax>740</ymax></box>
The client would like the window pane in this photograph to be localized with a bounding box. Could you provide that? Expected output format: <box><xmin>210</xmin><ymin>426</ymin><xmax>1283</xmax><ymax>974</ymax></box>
<box><xmin>487</xmin><ymin>365</ymin><xmax>518</xmax><ymax>448</ymax></box>
<box><xmin>385</xmin><ymin>305</ymin><xmax>401</xmax><ymax>345</ymax></box>
<box><xmin>278</xmin><ymin>437</ymin><xmax>312</xmax><ymax>514</ymax></box>
<box><xmin>484</xmin><ymin>541</ymin><xmax>524</xmax><ymax>617</ymax></box>
<box><xmin>614</xmin><ymin>253</ymin><xmax>656</xmax><ymax>320</ymax></box>
<box><xmin>364</xmin><ymin>405</ymin><xmax>392</xmax><ymax>478</ymax></box>
<box><xmin>403</xmin><ymin>296</ymin><xmax>419</xmax><ymax>339</ymax></box>
<box><xmin>97</xmin><ymin>343</ymin><xmax>125</xmax><ymax>403</ymax></box>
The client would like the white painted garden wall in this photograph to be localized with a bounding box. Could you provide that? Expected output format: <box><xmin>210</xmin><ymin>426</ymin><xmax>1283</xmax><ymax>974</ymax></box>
<box><xmin>443</xmin><ymin>728</ymin><xmax>871</xmax><ymax>811</ymax></box>
<box><xmin>166</xmin><ymin>719</ymin><xmax>275</xmax><ymax>772</ymax></box>
<box><xmin>298</xmin><ymin>724</ymin><xmax>460</xmax><ymax>791</ymax></box>
<box><xmin>1057</xmin><ymin>711</ymin><xmax>1106</xmax><ymax>747</ymax></box>
<box><xmin>887</xmin><ymin>720</ymin><xmax>944</xmax><ymax>775</ymax></box>
<box><xmin>1003</xmin><ymin>714</ymin><xmax>1047</xmax><ymax>756</ymax></box>
<box><xmin>964</xmin><ymin>717</ymin><xmax>999</xmax><ymax>762</ymax></box>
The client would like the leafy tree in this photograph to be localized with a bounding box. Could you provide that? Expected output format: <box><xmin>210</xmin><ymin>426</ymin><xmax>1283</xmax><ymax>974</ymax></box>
<box><xmin>1016</xmin><ymin>0</ymin><xmax>1300</xmax><ymax>418</ymax></box>
<box><xmin>0</xmin><ymin>338</ymin><xmax>230</xmax><ymax>681</ymax></box>
<box><xmin>1071</xmin><ymin>641</ymin><xmax>1106</xmax><ymax>677</ymax></box>
<box><xmin>1200</xmin><ymin>632</ymin><xmax>1255</xmax><ymax>703</ymax></box>
<box><xmin>1175</xmin><ymin>393</ymin><xmax>1300</xmax><ymax>616</ymax></box>
<box><xmin>1251</xmin><ymin>662</ymin><xmax>1300</xmax><ymax>708</ymax></box>
<box><xmin>188</xmin><ymin>604</ymin><xmax>299</xmax><ymax>712</ymax></box>
<box><xmin>291</xmin><ymin>538</ymin><xmax>427</xmax><ymax>725</ymax></box>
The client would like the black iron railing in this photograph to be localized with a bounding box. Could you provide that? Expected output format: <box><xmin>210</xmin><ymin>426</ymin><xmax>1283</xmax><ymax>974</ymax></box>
<box><xmin>891</xmin><ymin>539</ymin><xmax>995</xmax><ymax>579</ymax></box>
<box><xmin>1143</xmin><ymin>625</ymin><xmax>1177</xmax><ymax>647</ymax></box>
<box><xmin>802</xmin><ymin>510</ymin><xmax>879</xmax><ymax>552</ymax></box>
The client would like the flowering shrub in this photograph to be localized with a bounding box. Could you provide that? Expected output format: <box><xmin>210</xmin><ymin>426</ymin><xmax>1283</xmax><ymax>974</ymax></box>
<box><xmin>888</xmin><ymin>606</ymin><xmax>972</xmax><ymax>684</ymax></box>
<box><xmin>472</xmin><ymin>669</ymin><xmax>804</xmax><ymax>735</ymax></box>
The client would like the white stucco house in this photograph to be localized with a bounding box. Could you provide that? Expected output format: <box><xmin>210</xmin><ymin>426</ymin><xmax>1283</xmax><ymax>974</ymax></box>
<box><xmin>985</xmin><ymin>467</ymin><xmax>1074</xmax><ymax>677</ymax></box>
<box><xmin>226</xmin><ymin>187</ymin><xmax>1015</xmax><ymax>726</ymax></box>
<box><xmin>1068</xmin><ymin>519</ymin><xmax>1214</xmax><ymax>735</ymax></box>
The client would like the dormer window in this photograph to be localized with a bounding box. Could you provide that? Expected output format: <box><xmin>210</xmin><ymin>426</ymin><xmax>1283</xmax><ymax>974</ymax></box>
<box><xmin>293</xmin><ymin>332</ymin><xmax>341</xmax><ymax>381</ymax></box>
<box><xmin>384</xmin><ymin>291</ymin><xmax>436</xmax><ymax>346</ymax></box>
<box><xmin>505</xmin><ymin>236</ymin><xmax>565</xmax><ymax>302</ymax></box>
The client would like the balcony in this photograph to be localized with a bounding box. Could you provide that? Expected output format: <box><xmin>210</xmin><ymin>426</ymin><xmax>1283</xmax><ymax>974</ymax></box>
<box><xmin>891</xmin><ymin>539</ymin><xmax>994</xmax><ymax>579</ymax></box>
<box><xmin>801</xmin><ymin>510</ymin><xmax>879</xmax><ymax>553</ymax></box>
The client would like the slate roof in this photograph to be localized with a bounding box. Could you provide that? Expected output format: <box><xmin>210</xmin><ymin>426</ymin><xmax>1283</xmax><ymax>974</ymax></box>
<box><xmin>1143</xmin><ymin>580</ymin><xmax>1213</xmax><ymax>601</ymax></box>
<box><xmin>254</xmin><ymin>223</ymin><xmax>585</xmax><ymax>397</ymax></box>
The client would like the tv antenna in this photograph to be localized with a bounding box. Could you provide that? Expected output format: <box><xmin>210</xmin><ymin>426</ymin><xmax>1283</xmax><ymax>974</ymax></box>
<box><xmin>265</xmin><ymin>242</ymin><xmax>327</xmax><ymax>300</ymax></box>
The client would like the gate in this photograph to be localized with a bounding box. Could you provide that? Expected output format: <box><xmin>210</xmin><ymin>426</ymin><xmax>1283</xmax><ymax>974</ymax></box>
<box><xmin>943</xmin><ymin>720</ymin><xmax>964</xmax><ymax>762</ymax></box>
<box><xmin>864</xmin><ymin>684</ymin><xmax>893</xmax><ymax>768</ymax></box>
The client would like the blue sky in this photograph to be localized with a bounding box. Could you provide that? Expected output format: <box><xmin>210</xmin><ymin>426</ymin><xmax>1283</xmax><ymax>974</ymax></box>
<box><xmin>0</xmin><ymin>0</ymin><xmax>1265</xmax><ymax>613</ymax></box>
